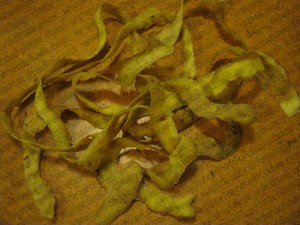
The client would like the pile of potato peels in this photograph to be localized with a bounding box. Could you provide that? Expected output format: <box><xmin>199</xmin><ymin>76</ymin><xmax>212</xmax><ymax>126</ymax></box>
<box><xmin>1</xmin><ymin>0</ymin><xmax>299</xmax><ymax>224</ymax></box>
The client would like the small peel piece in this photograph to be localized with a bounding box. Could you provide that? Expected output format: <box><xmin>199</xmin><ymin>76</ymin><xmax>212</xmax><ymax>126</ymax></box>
<box><xmin>146</xmin><ymin>135</ymin><xmax>197</xmax><ymax>189</ymax></box>
<box><xmin>22</xmin><ymin>114</ymin><xmax>55</xmax><ymax>220</ymax></box>
<box><xmin>96</xmin><ymin>161</ymin><xmax>143</xmax><ymax>225</ymax></box>
<box><xmin>279</xmin><ymin>88</ymin><xmax>300</xmax><ymax>117</ymax></box>
<box><xmin>138</xmin><ymin>181</ymin><xmax>195</xmax><ymax>218</ymax></box>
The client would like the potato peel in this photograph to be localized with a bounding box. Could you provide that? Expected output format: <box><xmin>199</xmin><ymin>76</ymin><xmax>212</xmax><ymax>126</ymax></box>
<box><xmin>146</xmin><ymin>135</ymin><xmax>197</xmax><ymax>189</ymax></box>
<box><xmin>22</xmin><ymin>114</ymin><xmax>55</xmax><ymax>220</ymax></box>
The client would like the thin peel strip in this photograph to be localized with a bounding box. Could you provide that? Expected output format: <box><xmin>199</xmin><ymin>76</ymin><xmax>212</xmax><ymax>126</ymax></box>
<box><xmin>279</xmin><ymin>88</ymin><xmax>300</xmax><ymax>117</ymax></box>
<box><xmin>35</xmin><ymin>80</ymin><xmax>71</xmax><ymax>149</ymax></box>
<box><xmin>181</xmin><ymin>23</ymin><xmax>197</xmax><ymax>79</ymax></box>
<box><xmin>86</xmin><ymin>8</ymin><xmax>107</xmax><ymax>59</ymax></box>
<box><xmin>35</xmin><ymin>80</ymin><xmax>75</xmax><ymax>162</ymax></box>
<box><xmin>117</xmin><ymin>45</ymin><xmax>174</xmax><ymax>87</ymax></box>
<box><xmin>203</xmin><ymin>57</ymin><xmax>264</xmax><ymax>97</ymax></box>
<box><xmin>105</xmin><ymin>7</ymin><xmax>175</xmax><ymax>62</ymax></box>
<box><xmin>22</xmin><ymin>115</ymin><xmax>55</xmax><ymax>220</ymax></box>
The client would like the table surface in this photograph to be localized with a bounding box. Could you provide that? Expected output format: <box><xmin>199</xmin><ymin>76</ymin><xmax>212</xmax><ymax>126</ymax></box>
<box><xmin>0</xmin><ymin>0</ymin><xmax>300</xmax><ymax>224</ymax></box>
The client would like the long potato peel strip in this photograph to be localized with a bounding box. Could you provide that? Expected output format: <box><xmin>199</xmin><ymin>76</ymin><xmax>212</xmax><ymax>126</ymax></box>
<box><xmin>35</xmin><ymin>80</ymin><xmax>75</xmax><ymax>163</ymax></box>
<box><xmin>1</xmin><ymin>1</ymin><xmax>300</xmax><ymax>224</ymax></box>
<box><xmin>35</xmin><ymin>80</ymin><xmax>71</xmax><ymax>149</ymax></box>
<box><xmin>86</xmin><ymin>8</ymin><xmax>107</xmax><ymax>59</ymax></box>
<box><xmin>166</xmin><ymin>78</ymin><xmax>256</xmax><ymax>125</ymax></box>
<box><xmin>117</xmin><ymin>45</ymin><xmax>174</xmax><ymax>87</ymax></box>
<box><xmin>96</xmin><ymin>161</ymin><xmax>143</xmax><ymax>225</ymax></box>
<box><xmin>22</xmin><ymin>114</ymin><xmax>55</xmax><ymax>220</ymax></box>
<box><xmin>116</xmin><ymin>1</ymin><xmax>184</xmax><ymax>87</ymax></box>
<box><xmin>138</xmin><ymin>181</ymin><xmax>195</xmax><ymax>218</ymax></box>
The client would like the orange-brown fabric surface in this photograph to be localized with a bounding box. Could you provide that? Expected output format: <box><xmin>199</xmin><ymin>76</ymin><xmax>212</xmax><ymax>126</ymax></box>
<box><xmin>1</xmin><ymin>0</ymin><xmax>300</xmax><ymax>224</ymax></box>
